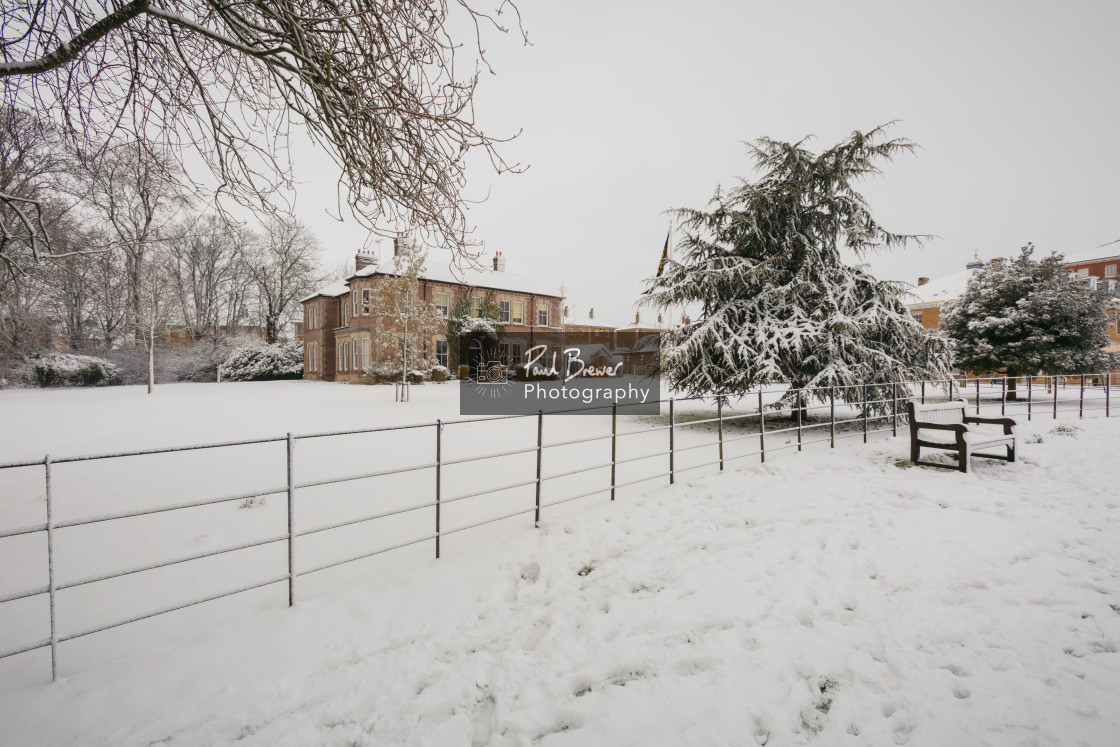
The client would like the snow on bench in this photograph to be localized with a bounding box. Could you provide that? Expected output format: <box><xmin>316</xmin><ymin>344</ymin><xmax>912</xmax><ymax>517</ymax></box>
<box><xmin>906</xmin><ymin>399</ymin><xmax>1020</xmax><ymax>473</ymax></box>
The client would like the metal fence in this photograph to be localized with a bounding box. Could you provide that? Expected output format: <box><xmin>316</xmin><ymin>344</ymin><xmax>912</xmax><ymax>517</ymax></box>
<box><xmin>1</xmin><ymin>372</ymin><xmax>1116</xmax><ymax>682</ymax></box>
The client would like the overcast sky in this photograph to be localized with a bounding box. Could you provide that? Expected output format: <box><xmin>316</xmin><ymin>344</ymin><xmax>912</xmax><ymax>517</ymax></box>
<box><xmin>290</xmin><ymin>0</ymin><xmax>1120</xmax><ymax>327</ymax></box>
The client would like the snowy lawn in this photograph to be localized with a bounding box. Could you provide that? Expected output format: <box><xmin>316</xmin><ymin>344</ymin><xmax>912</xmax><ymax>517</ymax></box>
<box><xmin>0</xmin><ymin>382</ymin><xmax>1118</xmax><ymax>745</ymax></box>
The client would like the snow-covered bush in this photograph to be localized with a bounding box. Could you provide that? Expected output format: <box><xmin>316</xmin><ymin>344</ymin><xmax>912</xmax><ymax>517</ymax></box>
<box><xmin>363</xmin><ymin>361</ymin><xmax>424</xmax><ymax>384</ymax></box>
<box><xmin>23</xmin><ymin>353</ymin><xmax>120</xmax><ymax>387</ymax></box>
<box><xmin>429</xmin><ymin>365</ymin><xmax>449</xmax><ymax>382</ymax></box>
<box><xmin>221</xmin><ymin>340</ymin><xmax>303</xmax><ymax>381</ymax></box>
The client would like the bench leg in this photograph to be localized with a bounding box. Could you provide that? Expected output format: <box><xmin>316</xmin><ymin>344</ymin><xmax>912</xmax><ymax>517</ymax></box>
<box><xmin>1007</xmin><ymin>443</ymin><xmax>1016</xmax><ymax>463</ymax></box>
<box><xmin>958</xmin><ymin>443</ymin><xmax>969</xmax><ymax>473</ymax></box>
<box><xmin>911</xmin><ymin>442</ymin><xmax>920</xmax><ymax>464</ymax></box>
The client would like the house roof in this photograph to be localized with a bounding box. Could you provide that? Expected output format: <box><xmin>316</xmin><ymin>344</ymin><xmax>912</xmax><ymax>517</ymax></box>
<box><xmin>350</xmin><ymin>260</ymin><xmax>562</xmax><ymax>298</ymax></box>
<box><xmin>1062</xmin><ymin>239</ymin><xmax>1120</xmax><ymax>266</ymax></box>
<box><xmin>299</xmin><ymin>281</ymin><xmax>350</xmax><ymax>303</ymax></box>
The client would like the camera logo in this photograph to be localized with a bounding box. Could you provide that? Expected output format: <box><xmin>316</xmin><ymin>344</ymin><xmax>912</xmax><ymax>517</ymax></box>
<box><xmin>473</xmin><ymin>360</ymin><xmax>511</xmax><ymax>398</ymax></box>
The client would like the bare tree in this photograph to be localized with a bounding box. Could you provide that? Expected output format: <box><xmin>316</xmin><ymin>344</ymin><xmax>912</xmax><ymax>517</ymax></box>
<box><xmin>168</xmin><ymin>213</ymin><xmax>252</xmax><ymax>340</ymax></box>
<box><xmin>79</xmin><ymin>141</ymin><xmax>190</xmax><ymax>337</ymax></box>
<box><xmin>247</xmin><ymin>217</ymin><xmax>322</xmax><ymax>343</ymax></box>
<box><xmin>133</xmin><ymin>251</ymin><xmax>175</xmax><ymax>393</ymax></box>
<box><xmin>1</xmin><ymin>0</ymin><xmax>527</xmax><ymax>273</ymax></box>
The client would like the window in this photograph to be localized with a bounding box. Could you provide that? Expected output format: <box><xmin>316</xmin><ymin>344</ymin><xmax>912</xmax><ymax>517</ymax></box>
<box><xmin>511</xmin><ymin>301</ymin><xmax>524</xmax><ymax>324</ymax></box>
<box><xmin>1077</xmin><ymin>267</ymin><xmax>1089</xmax><ymax>278</ymax></box>
<box><xmin>436</xmin><ymin>339</ymin><xmax>449</xmax><ymax>368</ymax></box>
<box><xmin>338</xmin><ymin>347</ymin><xmax>343</xmax><ymax>371</ymax></box>
<box><xmin>911</xmin><ymin>310</ymin><xmax>924</xmax><ymax>324</ymax></box>
<box><xmin>308</xmin><ymin>342</ymin><xmax>317</xmax><ymax>372</ymax></box>
<box><xmin>511</xmin><ymin>343</ymin><xmax>523</xmax><ymax>365</ymax></box>
<box><xmin>342</xmin><ymin>302</ymin><xmax>350</xmax><ymax>326</ymax></box>
<box><xmin>352</xmin><ymin>340</ymin><xmax>359</xmax><ymax>370</ymax></box>
<box><xmin>499</xmin><ymin>300</ymin><xmax>510</xmax><ymax>323</ymax></box>
<box><xmin>1106</xmin><ymin>264</ymin><xmax>1117</xmax><ymax>278</ymax></box>
<box><xmin>352</xmin><ymin>291</ymin><xmax>358</xmax><ymax>317</ymax></box>
<box><xmin>470</xmin><ymin>296</ymin><xmax>483</xmax><ymax>317</ymax></box>
<box><xmin>499</xmin><ymin>342</ymin><xmax>510</xmax><ymax>366</ymax></box>
<box><xmin>361</xmin><ymin>288</ymin><xmax>371</xmax><ymax>315</ymax></box>
<box><xmin>361</xmin><ymin>338</ymin><xmax>370</xmax><ymax>368</ymax></box>
<box><xmin>537</xmin><ymin>304</ymin><xmax>548</xmax><ymax>326</ymax></box>
<box><xmin>435</xmin><ymin>291</ymin><xmax>449</xmax><ymax>317</ymax></box>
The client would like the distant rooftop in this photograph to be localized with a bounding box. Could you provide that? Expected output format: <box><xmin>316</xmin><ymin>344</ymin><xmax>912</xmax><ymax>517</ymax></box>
<box><xmin>1062</xmin><ymin>239</ymin><xmax>1120</xmax><ymax>266</ymax></box>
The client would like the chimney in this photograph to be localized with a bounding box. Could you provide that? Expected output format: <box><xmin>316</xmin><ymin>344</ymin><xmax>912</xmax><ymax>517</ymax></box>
<box><xmin>393</xmin><ymin>233</ymin><xmax>413</xmax><ymax>257</ymax></box>
<box><xmin>917</xmin><ymin>277</ymin><xmax>929</xmax><ymax>286</ymax></box>
<box><xmin>635</xmin><ymin>311</ymin><xmax>640</xmax><ymax>324</ymax></box>
<box><xmin>989</xmin><ymin>257</ymin><xmax>1005</xmax><ymax>269</ymax></box>
<box><xmin>564</xmin><ymin>305</ymin><xmax>569</xmax><ymax>318</ymax></box>
<box><xmin>657</xmin><ymin>313</ymin><xmax>663</xmax><ymax>324</ymax></box>
<box><xmin>492</xmin><ymin>251</ymin><xmax>506</xmax><ymax>272</ymax></box>
<box><xmin>683</xmin><ymin>315</ymin><xmax>691</xmax><ymax>325</ymax></box>
<box><xmin>589</xmin><ymin>308</ymin><xmax>594</xmax><ymax>320</ymax></box>
<box><xmin>355</xmin><ymin>249</ymin><xmax>378</xmax><ymax>271</ymax></box>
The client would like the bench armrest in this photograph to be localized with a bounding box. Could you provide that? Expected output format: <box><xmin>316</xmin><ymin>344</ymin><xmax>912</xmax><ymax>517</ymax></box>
<box><xmin>963</xmin><ymin>416</ymin><xmax>1017</xmax><ymax>434</ymax></box>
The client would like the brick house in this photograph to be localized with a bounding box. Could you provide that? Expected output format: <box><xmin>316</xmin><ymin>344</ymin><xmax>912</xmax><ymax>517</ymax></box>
<box><xmin>300</xmin><ymin>242</ymin><xmax>563</xmax><ymax>382</ymax></box>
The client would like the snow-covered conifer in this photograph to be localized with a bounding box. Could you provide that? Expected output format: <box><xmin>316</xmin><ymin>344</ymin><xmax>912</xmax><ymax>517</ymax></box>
<box><xmin>940</xmin><ymin>244</ymin><xmax>1118</xmax><ymax>397</ymax></box>
<box><xmin>644</xmin><ymin>124</ymin><xmax>951</xmax><ymax>409</ymax></box>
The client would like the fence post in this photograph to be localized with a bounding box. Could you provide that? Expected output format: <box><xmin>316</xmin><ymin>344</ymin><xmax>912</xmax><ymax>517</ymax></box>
<box><xmin>796</xmin><ymin>389</ymin><xmax>803</xmax><ymax>452</ymax></box>
<box><xmin>1028</xmin><ymin>376</ymin><xmax>1033</xmax><ymax>420</ymax></box>
<box><xmin>862</xmin><ymin>384</ymin><xmax>868</xmax><ymax>443</ymax></box>
<box><xmin>45</xmin><ymin>455</ymin><xmax>57</xmax><ymax>682</ymax></box>
<box><xmin>1107</xmin><ymin>374</ymin><xmax>1111</xmax><ymax>418</ymax></box>
<box><xmin>435</xmin><ymin>421</ymin><xmax>442</xmax><ymax>558</ymax></box>
<box><xmin>717</xmin><ymin>397</ymin><xmax>725</xmax><ymax>470</ymax></box>
<box><xmin>1001</xmin><ymin>378</ymin><xmax>1006</xmax><ymax>416</ymax></box>
<box><xmin>949</xmin><ymin>377</ymin><xmax>954</xmax><ymax>401</ymax></box>
<box><xmin>534</xmin><ymin>411</ymin><xmax>543</xmax><ymax>526</ymax></box>
<box><xmin>286</xmin><ymin>434</ymin><xmax>295</xmax><ymax>607</ymax></box>
<box><xmin>668</xmin><ymin>398</ymin><xmax>675</xmax><ymax>485</ymax></box>
<box><xmin>1053</xmin><ymin>375</ymin><xmax>1058</xmax><ymax>419</ymax></box>
<box><xmin>611</xmin><ymin>402</ymin><xmax>617</xmax><ymax>499</ymax></box>
<box><xmin>976</xmin><ymin>377</ymin><xmax>981</xmax><ymax>414</ymax></box>
<box><xmin>1080</xmin><ymin>375</ymin><xmax>1085</xmax><ymax>418</ymax></box>
<box><xmin>829</xmin><ymin>386</ymin><xmax>835</xmax><ymax>448</ymax></box>
<box><xmin>921</xmin><ymin>380</ymin><xmax>926</xmax><ymax>405</ymax></box>
<box><xmin>758</xmin><ymin>391</ymin><xmax>766</xmax><ymax>463</ymax></box>
<box><xmin>891</xmin><ymin>382</ymin><xmax>897</xmax><ymax>437</ymax></box>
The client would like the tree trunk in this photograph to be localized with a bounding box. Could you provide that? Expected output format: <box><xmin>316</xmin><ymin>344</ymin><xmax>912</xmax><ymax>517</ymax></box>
<box><xmin>147</xmin><ymin>332</ymin><xmax>155</xmax><ymax>395</ymax></box>
<box><xmin>1007</xmin><ymin>376</ymin><xmax>1018</xmax><ymax>401</ymax></box>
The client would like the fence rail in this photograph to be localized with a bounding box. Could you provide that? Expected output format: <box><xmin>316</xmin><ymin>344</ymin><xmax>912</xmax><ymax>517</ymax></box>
<box><xmin>1</xmin><ymin>372</ymin><xmax>1117</xmax><ymax>681</ymax></box>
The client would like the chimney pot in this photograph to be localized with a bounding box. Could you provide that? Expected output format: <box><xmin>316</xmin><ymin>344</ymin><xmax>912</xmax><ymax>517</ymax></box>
<box><xmin>917</xmin><ymin>277</ymin><xmax>929</xmax><ymax>286</ymax></box>
<box><xmin>492</xmin><ymin>252</ymin><xmax>506</xmax><ymax>272</ymax></box>
<box><xmin>657</xmin><ymin>313</ymin><xmax>663</xmax><ymax>323</ymax></box>
<box><xmin>635</xmin><ymin>311</ymin><xmax>640</xmax><ymax>324</ymax></box>
<box><xmin>589</xmin><ymin>308</ymin><xmax>594</xmax><ymax>320</ymax></box>
<box><xmin>564</xmin><ymin>305</ymin><xmax>569</xmax><ymax>318</ymax></box>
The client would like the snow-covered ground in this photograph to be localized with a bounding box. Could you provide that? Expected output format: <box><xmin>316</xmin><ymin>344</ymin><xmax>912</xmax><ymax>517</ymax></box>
<box><xmin>1</xmin><ymin>381</ymin><xmax>1118</xmax><ymax>745</ymax></box>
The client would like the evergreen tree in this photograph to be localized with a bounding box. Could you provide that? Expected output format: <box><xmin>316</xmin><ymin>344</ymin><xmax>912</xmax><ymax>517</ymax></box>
<box><xmin>940</xmin><ymin>244</ymin><xmax>1118</xmax><ymax>397</ymax></box>
<box><xmin>645</xmin><ymin>124</ymin><xmax>951</xmax><ymax>410</ymax></box>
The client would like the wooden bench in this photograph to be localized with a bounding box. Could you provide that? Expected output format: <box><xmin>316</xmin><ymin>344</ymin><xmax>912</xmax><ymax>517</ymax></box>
<box><xmin>906</xmin><ymin>400</ymin><xmax>1020</xmax><ymax>473</ymax></box>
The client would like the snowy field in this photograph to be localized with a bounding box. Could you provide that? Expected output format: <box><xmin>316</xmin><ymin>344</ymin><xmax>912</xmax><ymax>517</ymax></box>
<box><xmin>0</xmin><ymin>380</ymin><xmax>1118</xmax><ymax>745</ymax></box>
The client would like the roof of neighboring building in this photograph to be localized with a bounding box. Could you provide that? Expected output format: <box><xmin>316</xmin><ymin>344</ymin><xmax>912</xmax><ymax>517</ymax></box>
<box><xmin>563</xmin><ymin>314</ymin><xmax>617</xmax><ymax>329</ymax></box>
<box><xmin>906</xmin><ymin>268</ymin><xmax>978</xmax><ymax>308</ymax></box>
<box><xmin>1062</xmin><ymin>239</ymin><xmax>1120</xmax><ymax>266</ymax></box>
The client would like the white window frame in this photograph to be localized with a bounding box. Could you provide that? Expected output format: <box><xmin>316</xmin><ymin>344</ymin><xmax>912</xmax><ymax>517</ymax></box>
<box><xmin>436</xmin><ymin>339</ymin><xmax>449</xmax><ymax>368</ymax></box>
<box><xmin>352</xmin><ymin>340</ymin><xmax>359</xmax><ymax>370</ymax></box>
<box><xmin>1077</xmin><ymin>267</ymin><xmax>1089</xmax><ymax>278</ymax></box>
<box><xmin>361</xmin><ymin>337</ymin><xmax>370</xmax><ymax>368</ymax></box>
<box><xmin>435</xmin><ymin>291</ymin><xmax>449</xmax><ymax>317</ymax></box>
<box><xmin>352</xmin><ymin>291</ymin><xmax>358</xmax><ymax>316</ymax></box>
<box><xmin>537</xmin><ymin>304</ymin><xmax>548</xmax><ymax>326</ymax></box>
<box><xmin>470</xmin><ymin>296</ymin><xmax>483</xmax><ymax>318</ymax></box>
<box><xmin>511</xmin><ymin>301</ymin><xmax>524</xmax><ymax>324</ymax></box>
<box><xmin>361</xmin><ymin>288</ymin><xmax>371</xmax><ymax>315</ymax></box>
<box><xmin>499</xmin><ymin>300</ymin><xmax>510</xmax><ymax>323</ymax></box>
<box><xmin>511</xmin><ymin>343</ymin><xmax>523</xmax><ymax>365</ymax></box>
<box><xmin>1106</xmin><ymin>264</ymin><xmax>1117</xmax><ymax>278</ymax></box>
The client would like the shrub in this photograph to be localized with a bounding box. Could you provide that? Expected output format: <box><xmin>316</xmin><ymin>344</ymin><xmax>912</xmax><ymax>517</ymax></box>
<box><xmin>221</xmin><ymin>340</ymin><xmax>303</xmax><ymax>381</ymax></box>
<box><xmin>363</xmin><ymin>361</ymin><xmax>425</xmax><ymax>384</ymax></box>
<box><xmin>23</xmin><ymin>353</ymin><xmax>120</xmax><ymax>388</ymax></box>
<box><xmin>429</xmin><ymin>365</ymin><xmax>449</xmax><ymax>382</ymax></box>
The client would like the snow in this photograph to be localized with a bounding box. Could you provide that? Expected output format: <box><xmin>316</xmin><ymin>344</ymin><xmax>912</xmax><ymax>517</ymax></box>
<box><xmin>347</xmin><ymin>260</ymin><xmax>561</xmax><ymax>299</ymax></box>
<box><xmin>906</xmin><ymin>268</ymin><xmax>979</xmax><ymax>308</ymax></box>
<box><xmin>1</xmin><ymin>382</ymin><xmax>1119</xmax><ymax>745</ymax></box>
<box><xmin>1061</xmin><ymin>239</ymin><xmax>1120</xmax><ymax>267</ymax></box>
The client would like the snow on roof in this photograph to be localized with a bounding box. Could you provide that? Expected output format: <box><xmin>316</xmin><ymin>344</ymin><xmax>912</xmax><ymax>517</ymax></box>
<box><xmin>906</xmin><ymin>268</ymin><xmax>978</xmax><ymax>308</ymax></box>
<box><xmin>563</xmin><ymin>315</ymin><xmax>618</xmax><ymax>329</ymax></box>
<box><xmin>1061</xmin><ymin>239</ymin><xmax>1120</xmax><ymax>266</ymax></box>
<box><xmin>349</xmin><ymin>260</ymin><xmax>561</xmax><ymax>298</ymax></box>
<box><xmin>299</xmin><ymin>281</ymin><xmax>350</xmax><ymax>303</ymax></box>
